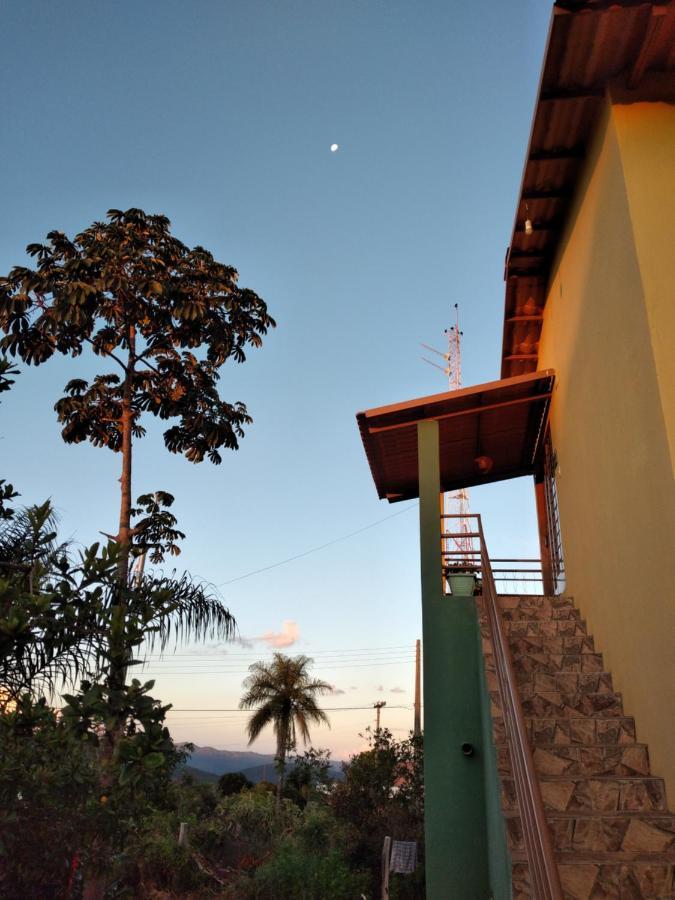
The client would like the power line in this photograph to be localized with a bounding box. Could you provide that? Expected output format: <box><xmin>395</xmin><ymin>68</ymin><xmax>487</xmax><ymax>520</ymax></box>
<box><xmin>167</xmin><ymin>705</ymin><xmax>414</xmax><ymax>713</ymax></box>
<box><xmin>217</xmin><ymin>503</ymin><xmax>417</xmax><ymax>585</ymax></box>
<box><xmin>143</xmin><ymin>653</ymin><xmax>416</xmax><ymax>667</ymax></box>
<box><xmin>141</xmin><ymin>661</ymin><xmax>416</xmax><ymax>676</ymax></box>
<box><xmin>144</xmin><ymin>644</ymin><xmax>415</xmax><ymax>659</ymax></box>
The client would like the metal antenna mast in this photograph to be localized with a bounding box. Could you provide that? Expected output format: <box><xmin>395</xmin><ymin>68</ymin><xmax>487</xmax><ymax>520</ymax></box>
<box><xmin>421</xmin><ymin>304</ymin><xmax>473</xmax><ymax>562</ymax></box>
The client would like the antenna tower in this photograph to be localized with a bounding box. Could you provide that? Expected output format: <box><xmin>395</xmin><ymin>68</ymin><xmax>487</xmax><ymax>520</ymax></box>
<box><xmin>421</xmin><ymin>304</ymin><xmax>473</xmax><ymax>562</ymax></box>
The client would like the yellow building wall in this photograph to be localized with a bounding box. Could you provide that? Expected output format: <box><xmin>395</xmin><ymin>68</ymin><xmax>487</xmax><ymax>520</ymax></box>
<box><xmin>612</xmin><ymin>102</ymin><xmax>675</xmax><ymax>476</ymax></box>
<box><xmin>537</xmin><ymin>99</ymin><xmax>675</xmax><ymax>799</ymax></box>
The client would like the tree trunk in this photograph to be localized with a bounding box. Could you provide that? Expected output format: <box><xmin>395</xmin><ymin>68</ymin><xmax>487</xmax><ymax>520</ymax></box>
<box><xmin>109</xmin><ymin>325</ymin><xmax>135</xmax><ymax>688</ymax></box>
<box><xmin>85</xmin><ymin>328</ymin><xmax>136</xmax><ymax>899</ymax></box>
<box><xmin>115</xmin><ymin>324</ymin><xmax>135</xmax><ymax>593</ymax></box>
<box><xmin>275</xmin><ymin>724</ymin><xmax>287</xmax><ymax>812</ymax></box>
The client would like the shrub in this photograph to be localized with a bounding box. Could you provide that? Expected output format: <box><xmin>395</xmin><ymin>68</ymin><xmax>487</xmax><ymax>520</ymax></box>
<box><xmin>249</xmin><ymin>840</ymin><xmax>370</xmax><ymax>900</ymax></box>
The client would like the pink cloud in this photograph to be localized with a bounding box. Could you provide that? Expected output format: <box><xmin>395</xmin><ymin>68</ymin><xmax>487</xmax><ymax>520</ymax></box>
<box><xmin>390</xmin><ymin>687</ymin><xmax>405</xmax><ymax>694</ymax></box>
<box><xmin>257</xmin><ymin>619</ymin><xmax>299</xmax><ymax>649</ymax></box>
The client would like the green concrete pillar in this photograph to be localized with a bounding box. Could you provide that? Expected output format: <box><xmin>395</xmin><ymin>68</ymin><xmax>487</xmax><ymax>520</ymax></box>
<box><xmin>418</xmin><ymin>420</ymin><xmax>490</xmax><ymax>899</ymax></box>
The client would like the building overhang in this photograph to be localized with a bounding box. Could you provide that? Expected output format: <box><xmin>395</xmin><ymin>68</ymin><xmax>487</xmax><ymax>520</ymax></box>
<box><xmin>356</xmin><ymin>370</ymin><xmax>555</xmax><ymax>503</ymax></box>
<box><xmin>501</xmin><ymin>0</ymin><xmax>675</xmax><ymax>379</ymax></box>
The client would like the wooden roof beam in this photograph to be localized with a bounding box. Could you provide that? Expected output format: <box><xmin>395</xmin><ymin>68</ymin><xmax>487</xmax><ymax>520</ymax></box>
<box><xmin>522</xmin><ymin>188</ymin><xmax>571</xmax><ymax>200</ymax></box>
<box><xmin>515</xmin><ymin>220</ymin><xmax>561</xmax><ymax>233</ymax></box>
<box><xmin>508</xmin><ymin>250</ymin><xmax>550</xmax><ymax>260</ymax></box>
<box><xmin>540</xmin><ymin>87</ymin><xmax>605</xmax><ymax>101</ymax></box>
<box><xmin>628</xmin><ymin>5</ymin><xmax>669</xmax><ymax>89</ymax></box>
<box><xmin>529</xmin><ymin>147</ymin><xmax>585</xmax><ymax>161</ymax></box>
<box><xmin>505</xmin><ymin>266</ymin><xmax>548</xmax><ymax>278</ymax></box>
<box><xmin>554</xmin><ymin>0</ymin><xmax>669</xmax><ymax>12</ymax></box>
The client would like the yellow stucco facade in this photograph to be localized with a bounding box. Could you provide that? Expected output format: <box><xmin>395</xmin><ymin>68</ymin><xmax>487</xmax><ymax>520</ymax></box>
<box><xmin>537</xmin><ymin>98</ymin><xmax>675</xmax><ymax>798</ymax></box>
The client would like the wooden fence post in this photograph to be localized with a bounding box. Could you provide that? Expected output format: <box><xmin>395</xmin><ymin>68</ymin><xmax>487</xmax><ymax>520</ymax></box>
<box><xmin>381</xmin><ymin>835</ymin><xmax>391</xmax><ymax>900</ymax></box>
<box><xmin>178</xmin><ymin>822</ymin><xmax>189</xmax><ymax>847</ymax></box>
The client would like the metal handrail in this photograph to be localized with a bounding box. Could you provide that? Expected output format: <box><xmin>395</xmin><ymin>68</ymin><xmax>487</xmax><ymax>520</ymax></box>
<box><xmin>442</xmin><ymin>514</ymin><xmax>563</xmax><ymax>899</ymax></box>
<box><xmin>441</xmin><ymin>552</ymin><xmax>544</xmax><ymax>594</ymax></box>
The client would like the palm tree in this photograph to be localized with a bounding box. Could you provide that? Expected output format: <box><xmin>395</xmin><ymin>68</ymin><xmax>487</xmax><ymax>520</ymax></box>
<box><xmin>240</xmin><ymin>653</ymin><xmax>332</xmax><ymax>807</ymax></box>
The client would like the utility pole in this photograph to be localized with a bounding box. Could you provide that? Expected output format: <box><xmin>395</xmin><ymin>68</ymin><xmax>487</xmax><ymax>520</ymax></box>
<box><xmin>414</xmin><ymin>639</ymin><xmax>421</xmax><ymax>736</ymax></box>
<box><xmin>374</xmin><ymin>701</ymin><xmax>386</xmax><ymax>732</ymax></box>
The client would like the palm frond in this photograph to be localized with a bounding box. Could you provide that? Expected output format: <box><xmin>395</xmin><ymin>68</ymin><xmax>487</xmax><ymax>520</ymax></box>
<box><xmin>239</xmin><ymin>653</ymin><xmax>331</xmax><ymax>753</ymax></box>
<box><xmin>246</xmin><ymin>704</ymin><xmax>275</xmax><ymax>745</ymax></box>
<box><xmin>130</xmin><ymin>570</ymin><xmax>235</xmax><ymax>654</ymax></box>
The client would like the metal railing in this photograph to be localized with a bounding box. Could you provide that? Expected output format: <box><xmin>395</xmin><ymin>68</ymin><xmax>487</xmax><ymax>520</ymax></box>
<box><xmin>441</xmin><ymin>514</ymin><xmax>563</xmax><ymax>899</ymax></box>
<box><xmin>442</xmin><ymin>548</ymin><xmax>544</xmax><ymax>595</ymax></box>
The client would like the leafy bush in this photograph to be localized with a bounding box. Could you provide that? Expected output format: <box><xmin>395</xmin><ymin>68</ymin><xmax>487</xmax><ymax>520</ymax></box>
<box><xmin>247</xmin><ymin>840</ymin><xmax>370</xmax><ymax>900</ymax></box>
<box><xmin>219</xmin><ymin>770</ymin><xmax>253</xmax><ymax>796</ymax></box>
<box><xmin>0</xmin><ymin>697</ymin><xmax>97</xmax><ymax>898</ymax></box>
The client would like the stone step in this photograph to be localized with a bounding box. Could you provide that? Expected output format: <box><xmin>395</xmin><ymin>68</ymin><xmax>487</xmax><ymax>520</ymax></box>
<box><xmin>500</xmin><ymin>776</ymin><xmax>668</xmax><ymax>813</ymax></box>
<box><xmin>498</xmin><ymin>744</ymin><xmax>651</xmax><ymax>778</ymax></box>
<box><xmin>482</xmin><ymin>620</ymin><xmax>588</xmax><ymax>640</ymax></box>
<box><xmin>504</xmin><ymin>619</ymin><xmax>589</xmax><ymax>637</ymax></box>
<box><xmin>485</xmin><ymin>652</ymin><xmax>606</xmax><ymax>679</ymax></box>
<box><xmin>521</xmin><ymin>691</ymin><xmax>624</xmax><ymax>719</ymax></box>
<box><xmin>491</xmin><ymin>716</ymin><xmax>637</xmax><ymax>747</ymax></box>
<box><xmin>487</xmin><ymin>670</ymin><xmax>614</xmax><ymax>695</ymax></box>
<box><xmin>490</xmin><ymin>690</ymin><xmax>624</xmax><ymax>719</ymax></box>
<box><xmin>498</xmin><ymin>595</ymin><xmax>568</xmax><ymax>610</ymax></box>
<box><xmin>505</xmin><ymin>811</ymin><xmax>675</xmax><ymax>855</ymax></box>
<box><xmin>506</xmin><ymin>634</ymin><xmax>597</xmax><ymax>656</ymax></box>
<box><xmin>512</xmin><ymin>859</ymin><xmax>675</xmax><ymax>899</ymax></box>
<box><xmin>500</xmin><ymin>603</ymin><xmax>581</xmax><ymax>622</ymax></box>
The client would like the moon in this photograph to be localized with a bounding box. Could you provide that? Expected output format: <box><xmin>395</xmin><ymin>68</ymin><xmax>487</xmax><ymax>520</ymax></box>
<box><xmin>330</xmin><ymin>143</ymin><xmax>339</xmax><ymax>153</ymax></box>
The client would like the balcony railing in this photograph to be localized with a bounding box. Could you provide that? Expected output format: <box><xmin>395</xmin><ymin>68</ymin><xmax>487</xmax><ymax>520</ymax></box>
<box><xmin>441</xmin><ymin>513</ymin><xmax>563</xmax><ymax>899</ymax></box>
<box><xmin>441</xmin><ymin>543</ymin><xmax>544</xmax><ymax>595</ymax></box>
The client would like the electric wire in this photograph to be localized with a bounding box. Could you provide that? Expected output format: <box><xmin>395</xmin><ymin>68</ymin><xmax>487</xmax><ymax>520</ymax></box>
<box><xmin>167</xmin><ymin>705</ymin><xmax>414</xmax><ymax>712</ymax></box>
<box><xmin>216</xmin><ymin>502</ymin><xmax>417</xmax><ymax>585</ymax></box>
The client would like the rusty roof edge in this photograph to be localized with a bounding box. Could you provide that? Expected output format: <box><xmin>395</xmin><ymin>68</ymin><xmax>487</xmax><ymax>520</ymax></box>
<box><xmin>501</xmin><ymin>1</ymin><xmax>674</xmax><ymax>379</ymax></box>
<box><xmin>356</xmin><ymin>410</ymin><xmax>388</xmax><ymax>501</ymax></box>
<box><xmin>503</xmin><ymin>7</ymin><xmax>558</xmax><ymax>285</ymax></box>
<box><xmin>357</xmin><ymin>370</ymin><xmax>556</xmax><ymax>425</ymax></box>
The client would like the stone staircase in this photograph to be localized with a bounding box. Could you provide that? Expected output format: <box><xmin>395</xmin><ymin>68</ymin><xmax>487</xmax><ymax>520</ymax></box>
<box><xmin>481</xmin><ymin>594</ymin><xmax>675</xmax><ymax>899</ymax></box>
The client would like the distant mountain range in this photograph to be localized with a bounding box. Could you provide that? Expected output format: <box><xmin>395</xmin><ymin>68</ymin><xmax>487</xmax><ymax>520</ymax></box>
<box><xmin>180</xmin><ymin>744</ymin><xmax>276</xmax><ymax>777</ymax></box>
<box><xmin>178</xmin><ymin>744</ymin><xmax>344</xmax><ymax>785</ymax></box>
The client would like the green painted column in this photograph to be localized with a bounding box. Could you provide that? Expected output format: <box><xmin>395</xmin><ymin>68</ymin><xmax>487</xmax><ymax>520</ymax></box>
<box><xmin>418</xmin><ymin>421</ymin><xmax>490</xmax><ymax>899</ymax></box>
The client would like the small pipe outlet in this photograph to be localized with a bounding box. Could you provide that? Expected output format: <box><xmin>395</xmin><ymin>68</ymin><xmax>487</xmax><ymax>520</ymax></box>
<box><xmin>461</xmin><ymin>742</ymin><xmax>475</xmax><ymax>758</ymax></box>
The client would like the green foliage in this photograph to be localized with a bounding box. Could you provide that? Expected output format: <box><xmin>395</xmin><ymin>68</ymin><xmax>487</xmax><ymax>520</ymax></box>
<box><xmin>0</xmin><ymin>356</ymin><xmax>18</xmax><ymax>400</ymax></box>
<box><xmin>191</xmin><ymin>788</ymin><xmax>300</xmax><ymax>870</ymax></box>
<box><xmin>284</xmin><ymin>746</ymin><xmax>333</xmax><ymax>807</ymax></box>
<box><xmin>240</xmin><ymin>653</ymin><xmax>332</xmax><ymax>803</ymax></box>
<box><xmin>247</xmin><ymin>840</ymin><xmax>370</xmax><ymax>900</ymax></box>
<box><xmin>131</xmin><ymin>490</ymin><xmax>185</xmax><ymax>563</ymax></box>
<box><xmin>331</xmin><ymin>728</ymin><xmax>425</xmax><ymax>897</ymax></box>
<box><xmin>0</xmin><ymin>357</ymin><xmax>19</xmax><ymax>517</ymax></box>
<box><xmin>0</xmin><ymin>207</ymin><xmax>275</xmax><ymax>895</ymax></box>
<box><xmin>218</xmin><ymin>770</ymin><xmax>254</xmax><ymax>796</ymax></box>
<box><xmin>0</xmin><ymin>207</ymin><xmax>275</xmax><ymax>465</ymax></box>
<box><xmin>62</xmin><ymin>677</ymin><xmax>178</xmax><ymax>789</ymax></box>
<box><xmin>0</xmin><ymin>501</ymin><xmax>233</xmax><ymax>889</ymax></box>
<box><xmin>0</xmin><ymin>500</ymin><xmax>234</xmax><ymax>703</ymax></box>
<box><xmin>0</xmin><ymin>480</ymin><xmax>18</xmax><ymax>520</ymax></box>
<box><xmin>0</xmin><ymin>501</ymin><xmax>100</xmax><ymax>700</ymax></box>
<box><xmin>0</xmin><ymin>696</ymin><xmax>97</xmax><ymax>897</ymax></box>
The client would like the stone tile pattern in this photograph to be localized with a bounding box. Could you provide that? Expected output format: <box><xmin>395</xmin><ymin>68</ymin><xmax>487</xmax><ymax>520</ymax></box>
<box><xmin>482</xmin><ymin>595</ymin><xmax>675</xmax><ymax>899</ymax></box>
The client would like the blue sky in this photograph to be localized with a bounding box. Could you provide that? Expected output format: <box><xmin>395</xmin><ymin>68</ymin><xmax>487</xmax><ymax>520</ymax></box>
<box><xmin>1</xmin><ymin>1</ymin><xmax>551</xmax><ymax>757</ymax></box>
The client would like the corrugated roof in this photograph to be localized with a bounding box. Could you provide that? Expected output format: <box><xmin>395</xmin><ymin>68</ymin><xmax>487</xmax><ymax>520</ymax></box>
<box><xmin>501</xmin><ymin>0</ymin><xmax>675</xmax><ymax>378</ymax></box>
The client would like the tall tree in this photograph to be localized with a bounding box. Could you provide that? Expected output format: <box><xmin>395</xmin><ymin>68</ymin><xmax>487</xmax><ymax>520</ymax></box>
<box><xmin>240</xmin><ymin>654</ymin><xmax>332</xmax><ymax>808</ymax></box>
<box><xmin>0</xmin><ymin>210</ymin><xmax>273</xmax><ymax>896</ymax></box>
<box><xmin>0</xmin><ymin>207</ymin><xmax>274</xmax><ymax>687</ymax></box>
<box><xmin>0</xmin><ymin>207</ymin><xmax>273</xmax><ymax>580</ymax></box>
